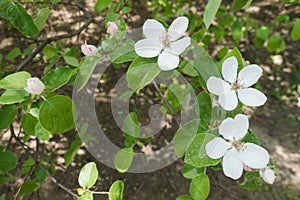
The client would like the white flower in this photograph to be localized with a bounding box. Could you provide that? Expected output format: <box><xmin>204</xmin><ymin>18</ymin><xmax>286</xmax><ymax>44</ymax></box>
<box><xmin>260</xmin><ymin>167</ymin><xmax>276</xmax><ymax>184</ymax></box>
<box><xmin>81</xmin><ymin>41</ymin><xmax>98</xmax><ymax>56</ymax></box>
<box><xmin>24</xmin><ymin>77</ymin><xmax>45</xmax><ymax>95</ymax></box>
<box><xmin>205</xmin><ymin>114</ymin><xmax>270</xmax><ymax>180</ymax></box>
<box><xmin>107</xmin><ymin>22</ymin><xmax>118</xmax><ymax>35</ymax></box>
<box><xmin>207</xmin><ymin>56</ymin><xmax>267</xmax><ymax>111</ymax></box>
<box><xmin>134</xmin><ymin>16</ymin><xmax>191</xmax><ymax>71</ymax></box>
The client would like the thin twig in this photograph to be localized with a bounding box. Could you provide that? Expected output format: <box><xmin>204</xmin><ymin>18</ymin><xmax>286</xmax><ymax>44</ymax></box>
<box><xmin>13</xmin><ymin>167</ymin><xmax>33</xmax><ymax>200</ymax></box>
<box><xmin>10</xmin><ymin>124</ymin><xmax>33</xmax><ymax>151</ymax></box>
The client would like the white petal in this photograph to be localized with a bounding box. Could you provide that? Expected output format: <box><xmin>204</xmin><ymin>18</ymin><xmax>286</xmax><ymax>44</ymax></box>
<box><xmin>238</xmin><ymin>64</ymin><xmax>263</xmax><ymax>88</ymax></box>
<box><xmin>207</xmin><ymin>77</ymin><xmax>231</xmax><ymax>96</ymax></box>
<box><xmin>223</xmin><ymin>149</ymin><xmax>244</xmax><ymax>180</ymax></box>
<box><xmin>260</xmin><ymin>168</ymin><xmax>276</xmax><ymax>184</ymax></box>
<box><xmin>218</xmin><ymin>89</ymin><xmax>238</xmax><ymax>111</ymax></box>
<box><xmin>219</xmin><ymin>117</ymin><xmax>235</xmax><ymax>141</ymax></box>
<box><xmin>238</xmin><ymin>88</ymin><xmax>267</xmax><ymax>107</ymax></box>
<box><xmin>134</xmin><ymin>39</ymin><xmax>163</xmax><ymax>58</ymax></box>
<box><xmin>233</xmin><ymin>114</ymin><xmax>249</xmax><ymax>140</ymax></box>
<box><xmin>238</xmin><ymin>143</ymin><xmax>269</xmax><ymax>169</ymax></box>
<box><xmin>167</xmin><ymin>37</ymin><xmax>191</xmax><ymax>55</ymax></box>
<box><xmin>24</xmin><ymin>77</ymin><xmax>45</xmax><ymax>95</ymax></box>
<box><xmin>205</xmin><ymin>137</ymin><xmax>231</xmax><ymax>159</ymax></box>
<box><xmin>222</xmin><ymin>56</ymin><xmax>238</xmax><ymax>83</ymax></box>
<box><xmin>143</xmin><ymin>19</ymin><xmax>166</xmax><ymax>39</ymax></box>
<box><xmin>167</xmin><ymin>16</ymin><xmax>189</xmax><ymax>41</ymax></box>
<box><xmin>157</xmin><ymin>50</ymin><xmax>179</xmax><ymax>70</ymax></box>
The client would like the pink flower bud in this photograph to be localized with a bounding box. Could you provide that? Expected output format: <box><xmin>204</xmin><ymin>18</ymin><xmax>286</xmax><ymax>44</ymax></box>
<box><xmin>24</xmin><ymin>77</ymin><xmax>45</xmax><ymax>95</ymax></box>
<box><xmin>260</xmin><ymin>168</ymin><xmax>276</xmax><ymax>184</ymax></box>
<box><xmin>107</xmin><ymin>22</ymin><xmax>118</xmax><ymax>35</ymax></box>
<box><xmin>243</xmin><ymin>165</ymin><xmax>252</xmax><ymax>172</ymax></box>
<box><xmin>81</xmin><ymin>41</ymin><xmax>98</xmax><ymax>56</ymax></box>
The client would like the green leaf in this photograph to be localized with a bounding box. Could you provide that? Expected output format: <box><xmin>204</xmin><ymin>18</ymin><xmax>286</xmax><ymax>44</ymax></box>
<box><xmin>109</xmin><ymin>180</ymin><xmax>124</xmax><ymax>200</ymax></box>
<box><xmin>7</xmin><ymin>3</ymin><xmax>39</xmax><ymax>37</ymax></box>
<box><xmin>195</xmin><ymin>92</ymin><xmax>212</xmax><ymax>123</ymax></box>
<box><xmin>22</xmin><ymin>158</ymin><xmax>35</xmax><ymax>173</ymax></box>
<box><xmin>63</xmin><ymin>56</ymin><xmax>79</xmax><ymax>67</ymax></box>
<box><xmin>43</xmin><ymin>45</ymin><xmax>58</xmax><ymax>59</ymax></box>
<box><xmin>0</xmin><ymin>89</ymin><xmax>29</xmax><ymax>104</ymax></box>
<box><xmin>267</xmin><ymin>36</ymin><xmax>286</xmax><ymax>53</ymax></box>
<box><xmin>0</xmin><ymin>194</ymin><xmax>6</xmax><ymax>200</ymax></box>
<box><xmin>203</xmin><ymin>0</ymin><xmax>222</xmax><ymax>29</ymax></box>
<box><xmin>6</xmin><ymin>47</ymin><xmax>22</xmax><ymax>60</ymax></box>
<box><xmin>233</xmin><ymin>0</ymin><xmax>252</xmax><ymax>10</ymax></box>
<box><xmin>240</xmin><ymin>171</ymin><xmax>263</xmax><ymax>190</ymax></box>
<box><xmin>0</xmin><ymin>71</ymin><xmax>31</xmax><ymax>89</ymax></box>
<box><xmin>21</xmin><ymin>113</ymin><xmax>50</xmax><ymax>141</ymax></box>
<box><xmin>185</xmin><ymin>133</ymin><xmax>221</xmax><ymax>168</ymax></box>
<box><xmin>179</xmin><ymin>61</ymin><xmax>198</xmax><ymax>77</ymax></box>
<box><xmin>126</xmin><ymin>57</ymin><xmax>161</xmax><ymax>92</ymax></box>
<box><xmin>78</xmin><ymin>162</ymin><xmax>98</xmax><ymax>189</ymax></box>
<box><xmin>77</xmin><ymin>192</ymin><xmax>93</xmax><ymax>200</ymax></box>
<box><xmin>0</xmin><ymin>151</ymin><xmax>18</xmax><ymax>171</ymax></box>
<box><xmin>123</xmin><ymin>112</ymin><xmax>140</xmax><ymax>146</ymax></box>
<box><xmin>64</xmin><ymin>135</ymin><xmax>82</xmax><ymax>167</ymax></box>
<box><xmin>110</xmin><ymin>40</ymin><xmax>138</xmax><ymax>64</ymax></box>
<box><xmin>42</xmin><ymin>66</ymin><xmax>76</xmax><ymax>92</ymax></box>
<box><xmin>34</xmin><ymin>8</ymin><xmax>51</xmax><ymax>31</ymax></box>
<box><xmin>39</xmin><ymin>95</ymin><xmax>74</xmax><ymax>133</ymax></box>
<box><xmin>256</xmin><ymin>26</ymin><xmax>271</xmax><ymax>40</ymax></box>
<box><xmin>173</xmin><ymin>119</ymin><xmax>199</xmax><ymax>157</ymax></box>
<box><xmin>76</xmin><ymin>55</ymin><xmax>102</xmax><ymax>91</ymax></box>
<box><xmin>34</xmin><ymin>165</ymin><xmax>47</xmax><ymax>183</ymax></box>
<box><xmin>182</xmin><ymin>164</ymin><xmax>205</xmax><ymax>179</ymax></box>
<box><xmin>291</xmin><ymin>18</ymin><xmax>300</xmax><ymax>41</ymax></box>
<box><xmin>0</xmin><ymin>104</ymin><xmax>17</xmax><ymax>130</ymax></box>
<box><xmin>176</xmin><ymin>196</ymin><xmax>194</xmax><ymax>200</ymax></box>
<box><xmin>94</xmin><ymin>0</ymin><xmax>113</xmax><ymax>12</ymax></box>
<box><xmin>189</xmin><ymin>174</ymin><xmax>210</xmax><ymax>200</ymax></box>
<box><xmin>19</xmin><ymin>180</ymin><xmax>40</xmax><ymax>196</ymax></box>
<box><xmin>242</xmin><ymin>131</ymin><xmax>260</xmax><ymax>145</ymax></box>
<box><xmin>114</xmin><ymin>147</ymin><xmax>134</xmax><ymax>173</ymax></box>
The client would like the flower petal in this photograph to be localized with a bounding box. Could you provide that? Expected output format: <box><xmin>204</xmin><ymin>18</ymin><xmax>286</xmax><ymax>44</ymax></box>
<box><xmin>143</xmin><ymin>19</ymin><xmax>166</xmax><ymax>40</ymax></box>
<box><xmin>260</xmin><ymin>168</ymin><xmax>276</xmax><ymax>184</ymax></box>
<box><xmin>223</xmin><ymin>149</ymin><xmax>244</xmax><ymax>180</ymax></box>
<box><xmin>233</xmin><ymin>114</ymin><xmax>249</xmax><ymax>140</ymax></box>
<box><xmin>167</xmin><ymin>16</ymin><xmax>189</xmax><ymax>41</ymax></box>
<box><xmin>81</xmin><ymin>41</ymin><xmax>98</xmax><ymax>56</ymax></box>
<box><xmin>238</xmin><ymin>143</ymin><xmax>270</xmax><ymax>169</ymax></box>
<box><xmin>167</xmin><ymin>37</ymin><xmax>191</xmax><ymax>55</ymax></box>
<box><xmin>218</xmin><ymin>89</ymin><xmax>238</xmax><ymax>111</ymax></box>
<box><xmin>219</xmin><ymin>117</ymin><xmax>235</xmax><ymax>141</ymax></box>
<box><xmin>24</xmin><ymin>77</ymin><xmax>45</xmax><ymax>95</ymax></box>
<box><xmin>157</xmin><ymin>50</ymin><xmax>179</xmax><ymax>70</ymax></box>
<box><xmin>205</xmin><ymin>137</ymin><xmax>231</xmax><ymax>159</ymax></box>
<box><xmin>207</xmin><ymin>77</ymin><xmax>231</xmax><ymax>96</ymax></box>
<box><xmin>238</xmin><ymin>64</ymin><xmax>263</xmax><ymax>88</ymax></box>
<box><xmin>134</xmin><ymin>39</ymin><xmax>163</xmax><ymax>58</ymax></box>
<box><xmin>222</xmin><ymin>56</ymin><xmax>238</xmax><ymax>83</ymax></box>
<box><xmin>238</xmin><ymin>88</ymin><xmax>267</xmax><ymax>107</ymax></box>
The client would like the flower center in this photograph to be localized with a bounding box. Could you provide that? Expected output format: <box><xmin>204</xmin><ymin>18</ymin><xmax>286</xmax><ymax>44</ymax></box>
<box><xmin>159</xmin><ymin>33</ymin><xmax>171</xmax><ymax>48</ymax></box>
<box><xmin>231</xmin><ymin>79</ymin><xmax>243</xmax><ymax>91</ymax></box>
<box><xmin>231</xmin><ymin>140</ymin><xmax>244</xmax><ymax>151</ymax></box>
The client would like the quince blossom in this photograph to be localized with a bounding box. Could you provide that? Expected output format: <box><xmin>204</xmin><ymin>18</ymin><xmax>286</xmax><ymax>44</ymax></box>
<box><xmin>207</xmin><ymin>56</ymin><xmax>267</xmax><ymax>111</ymax></box>
<box><xmin>205</xmin><ymin>114</ymin><xmax>270</xmax><ymax>180</ymax></box>
<box><xmin>260</xmin><ymin>167</ymin><xmax>276</xmax><ymax>184</ymax></box>
<box><xmin>24</xmin><ymin>77</ymin><xmax>45</xmax><ymax>95</ymax></box>
<box><xmin>81</xmin><ymin>41</ymin><xmax>98</xmax><ymax>56</ymax></box>
<box><xmin>134</xmin><ymin>16</ymin><xmax>191</xmax><ymax>71</ymax></box>
<box><xmin>107</xmin><ymin>22</ymin><xmax>118</xmax><ymax>35</ymax></box>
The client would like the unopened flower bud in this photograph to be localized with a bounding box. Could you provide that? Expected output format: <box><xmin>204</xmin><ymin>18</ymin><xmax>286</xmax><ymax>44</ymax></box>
<box><xmin>107</xmin><ymin>22</ymin><xmax>118</xmax><ymax>35</ymax></box>
<box><xmin>81</xmin><ymin>41</ymin><xmax>98</xmax><ymax>56</ymax></box>
<box><xmin>24</xmin><ymin>77</ymin><xmax>45</xmax><ymax>95</ymax></box>
<box><xmin>260</xmin><ymin>167</ymin><xmax>276</xmax><ymax>184</ymax></box>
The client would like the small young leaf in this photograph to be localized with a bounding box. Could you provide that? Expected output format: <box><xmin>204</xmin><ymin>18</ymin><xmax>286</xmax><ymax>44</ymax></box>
<box><xmin>109</xmin><ymin>180</ymin><xmax>124</xmax><ymax>200</ymax></box>
<box><xmin>34</xmin><ymin>8</ymin><xmax>51</xmax><ymax>31</ymax></box>
<box><xmin>39</xmin><ymin>95</ymin><xmax>74</xmax><ymax>133</ymax></box>
<box><xmin>182</xmin><ymin>164</ymin><xmax>205</xmax><ymax>179</ymax></box>
<box><xmin>0</xmin><ymin>104</ymin><xmax>17</xmax><ymax>130</ymax></box>
<box><xmin>267</xmin><ymin>36</ymin><xmax>286</xmax><ymax>53</ymax></box>
<box><xmin>78</xmin><ymin>162</ymin><xmax>98</xmax><ymax>189</ymax></box>
<box><xmin>6</xmin><ymin>47</ymin><xmax>22</xmax><ymax>60</ymax></box>
<box><xmin>291</xmin><ymin>18</ymin><xmax>300</xmax><ymax>41</ymax></box>
<box><xmin>34</xmin><ymin>165</ymin><xmax>47</xmax><ymax>183</ymax></box>
<box><xmin>21</xmin><ymin>113</ymin><xmax>50</xmax><ymax>141</ymax></box>
<box><xmin>77</xmin><ymin>192</ymin><xmax>93</xmax><ymax>200</ymax></box>
<box><xmin>176</xmin><ymin>195</ymin><xmax>194</xmax><ymax>200</ymax></box>
<box><xmin>64</xmin><ymin>135</ymin><xmax>82</xmax><ymax>167</ymax></box>
<box><xmin>240</xmin><ymin>171</ymin><xmax>263</xmax><ymax>190</ymax></box>
<box><xmin>114</xmin><ymin>147</ymin><xmax>134</xmax><ymax>173</ymax></box>
<box><xmin>189</xmin><ymin>174</ymin><xmax>210</xmax><ymax>200</ymax></box>
<box><xmin>0</xmin><ymin>151</ymin><xmax>18</xmax><ymax>171</ymax></box>
<box><xmin>94</xmin><ymin>0</ymin><xmax>113</xmax><ymax>12</ymax></box>
<box><xmin>0</xmin><ymin>71</ymin><xmax>31</xmax><ymax>89</ymax></box>
<box><xmin>19</xmin><ymin>180</ymin><xmax>40</xmax><ymax>196</ymax></box>
<box><xmin>195</xmin><ymin>92</ymin><xmax>212</xmax><ymax>123</ymax></box>
<box><xmin>203</xmin><ymin>0</ymin><xmax>222</xmax><ymax>29</ymax></box>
